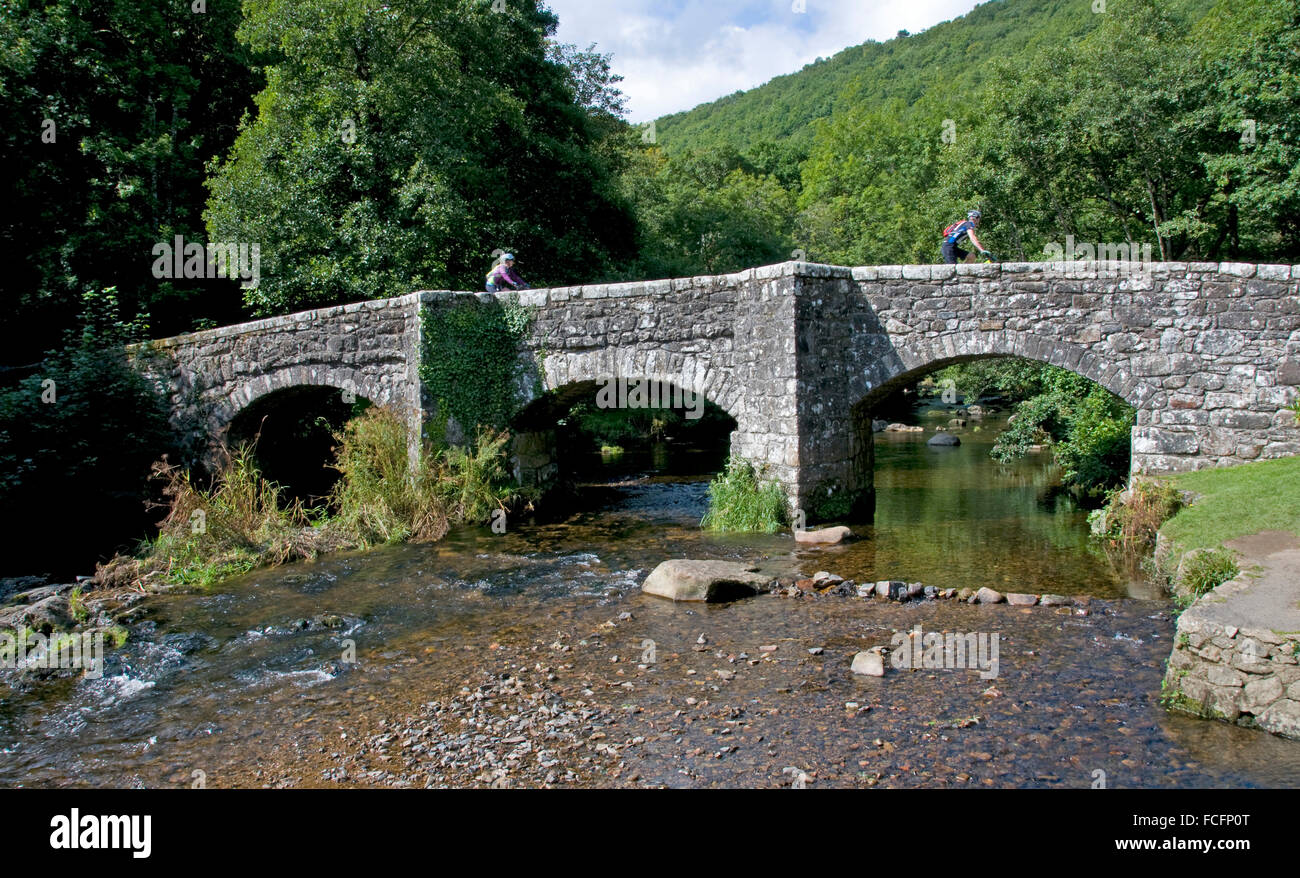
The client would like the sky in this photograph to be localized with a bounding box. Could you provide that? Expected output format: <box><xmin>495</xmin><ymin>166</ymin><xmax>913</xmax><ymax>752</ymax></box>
<box><xmin>545</xmin><ymin>0</ymin><xmax>985</xmax><ymax>122</ymax></box>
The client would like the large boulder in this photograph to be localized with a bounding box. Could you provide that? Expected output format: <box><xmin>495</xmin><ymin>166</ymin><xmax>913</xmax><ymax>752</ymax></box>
<box><xmin>927</xmin><ymin>431</ymin><xmax>961</xmax><ymax>447</ymax></box>
<box><xmin>795</xmin><ymin>525</ymin><xmax>853</xmax><ymax>545</ymax></box>
<box><xmin>641</xmin><ymin>560</ymin><xmax>772</xmax><ymax>602</ymax></box>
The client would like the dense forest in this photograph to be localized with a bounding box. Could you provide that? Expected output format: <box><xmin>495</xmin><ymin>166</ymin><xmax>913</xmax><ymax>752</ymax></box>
<box><xmin>2</xmin><ymin>0</ymin><xmax>1298</xmax><ymax>572</ymax></box>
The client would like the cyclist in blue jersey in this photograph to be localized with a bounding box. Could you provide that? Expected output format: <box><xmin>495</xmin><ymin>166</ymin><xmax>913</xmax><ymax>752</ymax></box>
<box><xmin>940</xmin><ymin>210</ymin><xmax>991</xmax><ymax>264</ymax></box>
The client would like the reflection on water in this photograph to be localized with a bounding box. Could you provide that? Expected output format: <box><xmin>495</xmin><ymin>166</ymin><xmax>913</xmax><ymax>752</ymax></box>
<box><xmin>0</xmin><ymin>409</ymin><xmax>1295</xmax><ymax>787</ymax></box>
<box><xmin>835</xmin><ymin>409</ymin><xmax>1144</xmax><ymax>598</ymax></box>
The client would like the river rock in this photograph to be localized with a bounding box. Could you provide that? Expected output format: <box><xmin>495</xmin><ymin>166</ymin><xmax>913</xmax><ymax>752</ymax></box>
<box><xmin>851</xmin><ymin>651</ymin><xmax>885</xmax><ymax>677</ymax></box>
<box><xmin>0</xmin><ymin>576</ymin><xmax>49</xmax><ymax>603</ymax></box>
<box><xmin>1039</xmin><ymin>594</ymin><xmax>1070</xmax><ymax>607</ymax></box>
<box><xmin>795</xmin><ymin>526</ymin><xmax>853</xmax><ymax>544</ymax></box>
<box><xmin>641</xmin><ymin>560</ymin><xmax>771</xmax><ymax>602</ymax></box>
<box><xmin>967</xmin><ymin>405</ymin><xmax>985</xmax><ymax>417</ymax></box>
<box><xmin>957</xmin><ymin>587</ymin><xmax>973</xmax><ymax>601</ymax></box>
<box><xmin>872</xmin><ymin>419</ymin><xmax>889</xmax><ymax>433</ymax></box>
<box><xmin>928</xmin><ymin>431</ymin><xmax>961</xmax><ymax>447</ymax></box>
<box><xmin>975</xmin><ymin>587</ymin><xmax>1005</xmax><ymax>604</ymax></box>
<box><xmin>923</xmin><ymin>585</ymin><xmax>940</xmax><ymax>600</ymax></box>
<box><xmin>1006</xmin><ymin>593</ymin><xmax>1039</xmax><ymax>606</ymax></box>
<box><xmin>9</xmin><ymin>594</ymin><xmax>73</xmax><ymax>634</ymax></box>
<box><xmin>885</xmin><ymin>423</ymin><xmax>923</xmax><ymax>433</ymax></box>
<box><xmin>948</xmin><ymin>418</ymin><xmax>967</xmax><ymax>428</ymax></box>
<box><xmin>906</xmin><ymin>582</ymin><xmax>925</xmax><ymax>600</ymax></box>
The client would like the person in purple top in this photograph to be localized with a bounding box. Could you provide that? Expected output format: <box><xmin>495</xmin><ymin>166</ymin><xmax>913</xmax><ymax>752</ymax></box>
<box><xmin>485</xmin><ymin>253</ymin><xmax>529</xmax><ymax>292</ymax></box>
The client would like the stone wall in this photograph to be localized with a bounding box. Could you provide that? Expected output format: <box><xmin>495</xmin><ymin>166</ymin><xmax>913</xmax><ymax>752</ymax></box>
<box><xmin>1165</xmin><ymin>597</ymin><xmax>1300</xmax><ymax>739</ymax></box>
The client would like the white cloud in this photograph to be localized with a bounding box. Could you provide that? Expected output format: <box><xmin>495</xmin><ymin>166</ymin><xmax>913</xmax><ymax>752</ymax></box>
<box><xmin>545</xmin><ymin>0</ymin><xmax>983</xmax><ymax>121</ymax></box>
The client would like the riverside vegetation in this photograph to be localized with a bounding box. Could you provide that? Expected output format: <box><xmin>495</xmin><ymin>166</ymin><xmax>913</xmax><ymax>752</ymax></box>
<box><xmin>96</xmin><ymin>408</ymin><xmax>523</xmax><ymax>593</ymax></box>
<box><xmin>1088</xmin><ymin>458</ymin><xmax>1300</xmax><ymax>603</ymax></box>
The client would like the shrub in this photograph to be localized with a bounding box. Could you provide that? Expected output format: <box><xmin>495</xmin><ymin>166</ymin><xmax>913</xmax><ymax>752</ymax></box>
<box><xmin>1177</xmin><ymin>547</ymin><xmax>1240</xmax><ymax>600</ymax></box>
<box><xmin>992</xmin><ymin>368</ymin><xmax>1135</xmax><ymax>498</ymax></box>
<box><xmin>437</xmin><ymin>426</ymin><xmax>517</xmax><ymax>524</ymax></box>
<box><xmin>330</xmin><ymin>407</ymin><xmax>517</xmax><ymax>544</ymax></box>
<box><xmin>0</xmin><ymin>288</ymin><xmax>173</xmax><ymax>574</ymax></box>
<box><xmin>701</xmin><ymin>459</ymin><xmax>787</xmax><ymax>533</ymax></box>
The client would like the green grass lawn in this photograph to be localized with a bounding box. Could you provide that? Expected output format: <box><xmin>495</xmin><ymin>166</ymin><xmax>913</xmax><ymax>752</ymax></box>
<box><xmin>1162</xmin><ymin>456</ymin><xmax>1300</xmax><ymax>552</ymax></box>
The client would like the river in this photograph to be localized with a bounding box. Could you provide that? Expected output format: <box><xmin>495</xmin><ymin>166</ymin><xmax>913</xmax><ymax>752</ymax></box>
<box><xmin>3</xmin><ymin>409</ymin><xmax>1299</xmax><ymax>787</ymax></box>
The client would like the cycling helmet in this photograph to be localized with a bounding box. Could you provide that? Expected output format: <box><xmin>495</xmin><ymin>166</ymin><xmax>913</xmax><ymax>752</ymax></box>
<box><xmin>967</xmin><ymin>210</ymin><xmax>982</xmax><ymax>220</ymax></box>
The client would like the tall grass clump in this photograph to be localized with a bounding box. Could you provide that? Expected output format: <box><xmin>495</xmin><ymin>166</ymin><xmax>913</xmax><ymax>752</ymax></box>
<box><xmin>438</xmin><ymin>427</ymin><xmax>517</xmax><ymax>523</ymax></box>
<box><xmin>97</xmin><ymin>446</ymin><xmax>339</xmax><ymax>590</ymax></box>
<box><xmin>1089</xmin><ymin>477</ymin><xmax>1183</xmax><ymax>554</ymax></box>
<box><xmin>330</xmin><ymin>407</ymin><xmax>449</xmax><ymax>544</ymax></box>
<box><xmin>95</xmin><ymin>406</ymin><xmax>523</xmax><ymax>591</ymax></box>
<box><xmin>701</xmin><ymin>459</ymin><xmax>787</xmax><ymax>533</ymax></box>
<box><xmin>1175</xmin><ymin>547</ymin><xmax>1240</xmax><ymax>603</ymax></box>
<box><xmin>330</xmin><ymin>407</ymin><xmax>518</xmax><ymax>544</ymax></box>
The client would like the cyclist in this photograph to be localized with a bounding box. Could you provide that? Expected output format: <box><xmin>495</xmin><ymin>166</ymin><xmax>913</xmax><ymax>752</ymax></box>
<box><xmin>941</xmin><ymin>210</ymin><xmax>991</xmax><ymax>264</ymax></box>
<box><xmin>485</xmin><ymin>253</ymin><xmax>529</xmax><ymax>292</ymax></box>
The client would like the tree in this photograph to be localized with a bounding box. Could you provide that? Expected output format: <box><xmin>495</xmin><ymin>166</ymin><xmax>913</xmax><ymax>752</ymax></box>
<box><xmin>0</xmin><ymin>289</ymin><xmax>174</xmax><ymax>574</ymax></box>
<box><xmin>205</xmin><ymin>0</ymin><xmax>636</xmax><ymax>316</ymax></box>
<box><xmin>0</xmin><ymin>0</ymin><xmax>262</xmax><ymax>364</ymax></box>
<box><xmin>1195</xmin><ymin>0</ymin><xmax>1300</xmax><ymax>260</ymax></box>
<box><xmin>622</xmin><ymin>145</ymin><xmax>796</xmax><ymax>278</ymax></box>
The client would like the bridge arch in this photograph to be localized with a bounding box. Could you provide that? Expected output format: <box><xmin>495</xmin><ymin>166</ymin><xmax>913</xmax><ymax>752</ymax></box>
<box><xmin>509</xmin><ymin>352</ymin><xmax>742</xmax><ymax>489</ymax></box>
<box><xmin>533</xmin><ymin>349</ymin><xmax>743</xmax><ymax>425</ymax></box>
<box><xmin>206</xmin><ymin>365</ymin><xmax>400</xmax><ymax>454</ymax></box>
<box><xmin>855</xmin><ymin>329</ymin><xmax>1157</xmax><ymax>412</ymax></box>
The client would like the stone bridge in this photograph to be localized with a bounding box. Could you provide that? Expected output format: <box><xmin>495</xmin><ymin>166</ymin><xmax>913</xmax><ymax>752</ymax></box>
<box><xmin>132</xmin><ymin>260</ymin><xmax>1300</xmax><ymax>520</ymax></box>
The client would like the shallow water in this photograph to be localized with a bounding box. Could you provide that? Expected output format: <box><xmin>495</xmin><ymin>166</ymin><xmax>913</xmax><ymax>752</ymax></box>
<box><xmin>1</xmin><ymin>411</ymin><xmax>1296</xmax><ymax>787</ymax></box>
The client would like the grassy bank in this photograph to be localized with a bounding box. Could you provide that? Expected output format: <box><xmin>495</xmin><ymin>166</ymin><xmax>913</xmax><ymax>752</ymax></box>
<box><xmin>1093</xmin><ymin>456</ymin><xmax>1300</xmax><ymax>603</ymax></box>
<box><xmin>1161</xmin><ymin>456</ymin><xmax>1300</xmax><ymax>552</ymax></box>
